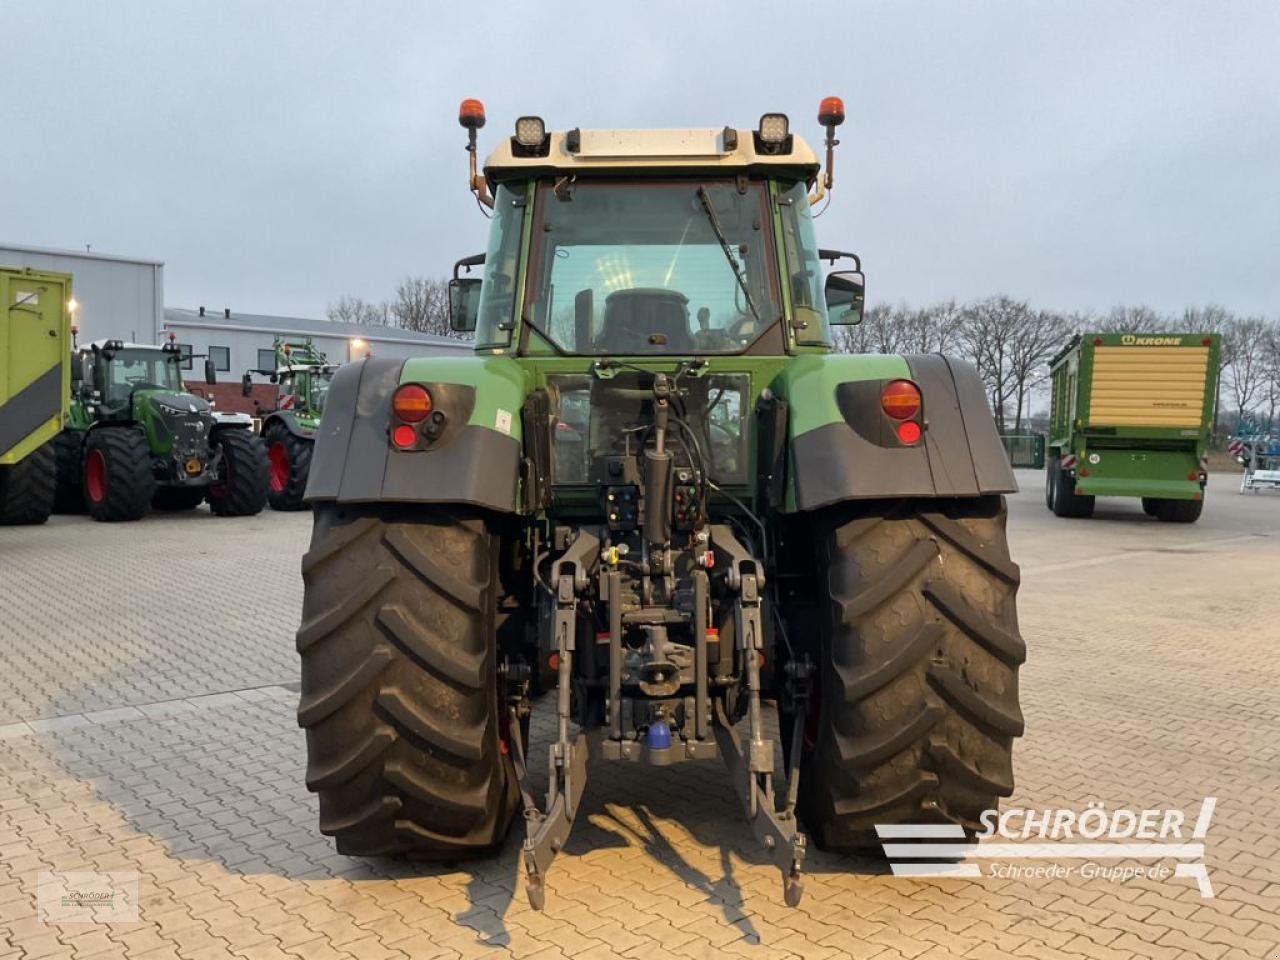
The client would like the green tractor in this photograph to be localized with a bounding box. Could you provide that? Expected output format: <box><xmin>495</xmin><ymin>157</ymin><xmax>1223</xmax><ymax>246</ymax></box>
<box><xmin>242</xmin><ymin>337</ymin><xmax>335</xmax><ymax>511</ymax></box>
<box><xmin>58</xmin><ymin>338</ymin><xmax>268</xmax><ymax>521</ymax></box>
<box><xmin>296</xmin><ymin>99</ymin><xmax>1025</xmax><ymax>909</ymax></box>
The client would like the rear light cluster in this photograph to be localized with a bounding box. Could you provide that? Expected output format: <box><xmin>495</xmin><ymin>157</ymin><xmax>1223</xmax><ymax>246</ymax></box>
<box><xmin>880</xmin><ymin>379</ymin><xmax>924</xmax><ymax>446</ymax></box>
<box><xmin>391</xmin><ymin>384</ymin><xmax>446</xmax><ymax>450</ymax></box>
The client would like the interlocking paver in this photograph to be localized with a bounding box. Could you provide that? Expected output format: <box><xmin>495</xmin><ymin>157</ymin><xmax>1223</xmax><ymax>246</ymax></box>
<box><xmin>1</xmin><ymin>482</ymin><xmax>1279</xmax><ymax>960</ymax></box>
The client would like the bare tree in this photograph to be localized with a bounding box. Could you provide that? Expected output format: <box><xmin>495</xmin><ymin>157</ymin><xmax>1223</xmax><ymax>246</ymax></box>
<box><xmin>1221</xmin><ymin>315</ymin><xmax>1270</xmax><ymax>424</ymax></box>
<box><xmin>1253</xmin><ymin>320</ymin><xmax>1280</xmax><ymax>432</ymax></box>
<box><xmin>390</xmin><ymin>276</ymin><xmax>456</xmax><ymax>336</ymax></box>
<box><xmin>1008</xmin><ymin>309</ymin><xmax>1068</xmax><ymax>432</ymax></box>
<box><xmin>326</xmin><ymin>296</ymin><xmax>389</xmax><ymax>326</ymax></box>
<box><xmin>899</xmin><ymin>300</ymin><xmax>965</xmax><ymax>355</ymax></box>
<box><xmin>1093</xmin><ymin>304</ymin><xmax>1166</xmax><ymax>334</ymax></box>
<box><xmin>958</xmin><ymin>295</ymin><xmax>1029</xmax><ymax>432</ymax></box>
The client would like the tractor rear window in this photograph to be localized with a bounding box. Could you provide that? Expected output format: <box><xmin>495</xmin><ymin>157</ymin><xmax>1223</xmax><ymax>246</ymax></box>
<box><xmin>525</xmin><ymin>181</ymin><xmax>781</xmax><ymax>355</ymax></box>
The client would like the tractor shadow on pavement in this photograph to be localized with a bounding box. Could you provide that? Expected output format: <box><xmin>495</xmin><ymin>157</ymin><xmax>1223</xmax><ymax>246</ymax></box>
<box><xmin>38</xmin><ymin>684</ymin><xmax>891</xmax><ymax>946</ymax></box>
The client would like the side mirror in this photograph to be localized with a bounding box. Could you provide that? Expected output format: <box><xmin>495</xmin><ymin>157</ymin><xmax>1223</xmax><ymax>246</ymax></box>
<box><xmin>205</xmin><ymin>358</ymin><xmax>218</xmax><ymax>385</ymax></box>
<box><xmin>241</xmin><ymin>373</ymin><xmax>253</xmax><ymax>398</ymax></box>
<box><xmin>824</xmin><ymin>270</ymin><xmax>865</xmax><ymax>326</ymax></box>
<box><xmin>449</xmin><ymin>277</ymin><xmax>482</xmax><ymax>332</ymax></box>
<box><xmin>70</xmin><ymin>354</ymin><xmax>83</xmax><ymax>383</ymax></box>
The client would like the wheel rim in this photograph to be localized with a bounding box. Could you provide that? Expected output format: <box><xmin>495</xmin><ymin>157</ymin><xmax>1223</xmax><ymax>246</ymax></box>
<box><xmin>86</xmin><ymin>449</ymin><xmax>107</xmax><ymax>503</ymax></box>
<box><xmin>268</xmin><ymin>441</ymin><xmax>289</xmax><ymax>493</ymax></box>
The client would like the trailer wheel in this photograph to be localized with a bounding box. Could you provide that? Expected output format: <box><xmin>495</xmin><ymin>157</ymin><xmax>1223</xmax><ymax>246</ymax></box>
<box><xmin>1151</xmin><ymin>497</ymin><xmax>1203</xmax><ymax>523</ymax></box>
<box><xmin>798</xmin><ymin>496</ymin><xmax>1025</xmax><ymax>851</ymax></box>
<box><xmin>0</xmin><ymin>442</ymin><xmax>56</xmax><ymax>526</ymax></box>
<box><xmin>1050</xmin><ymin>464</ymin><xmax>1094</xmax><ymax>518</ymax></box>
<box><xmin>1141</xmin><ymin>497</ymin><xmax>1159</xmax><ymax>516</ymax></box>
<box><xmin>207</xmin><ymin>429</ymin><xmax>268</xmax><ymax>517</ymax></box>
<box><xmin>1044</xmin><ymin>456</ymin><xmax>1057</xmax><ymax>511</ymax></box>
<box><xmin>264</xmin><ymin>422</ymin><xmax>312</xmax><ymax>511</ymax></box>
<box><xmin>297</xmin><ymin>504</ymin><xmax>519</xmax><ymax>858</ymax></box>
<box><xmin>53</xmin><ymin>431</ymin><xmax>85</xmax><ymax>513</ymax></box>
<box><xmin>83</xmin><ymin>428</ymin><xmax>155</xmax><ymax>522</ymax></box>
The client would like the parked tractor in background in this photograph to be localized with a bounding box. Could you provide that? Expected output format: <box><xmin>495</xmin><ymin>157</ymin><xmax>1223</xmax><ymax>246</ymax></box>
<box><xmin>56</xmin><ymin>337</ymin><xmax>268</xmax><ymax>521</ymax></box>
<box><xmin>243</xmin><ymin>338</ymin><xmax>335</xmax><ymax>511</ymax></box>
<box><xmin>296</xmin><ymin>99</ymin><xmax>1025</xmax><ymax>909</ymax></box>
<box><xmin>0</xmin><ymin>267</ymin><xmax>74</xmax><ymax>525</ymax></box>
<box><xmin>1045</xmin><ymin>332</ymin><xmax>1220</xmax><ymax>522</ymax></box>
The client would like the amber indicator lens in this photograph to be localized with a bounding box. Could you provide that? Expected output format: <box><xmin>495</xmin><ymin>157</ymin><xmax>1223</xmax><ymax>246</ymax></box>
<box><xmin>880</xmin><ymin>380</ymin><xmax>922</xmax><ymax>421</ymax></box>
<box><xmin>393</xmin><ymin>384</ymin><xmax>433</xmax><ymax>423</ymax></box>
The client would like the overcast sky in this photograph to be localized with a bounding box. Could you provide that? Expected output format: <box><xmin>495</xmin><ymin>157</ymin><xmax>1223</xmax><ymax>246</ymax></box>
<box><xmin>4</xmin><ymin>1</ymin><xmax>1278</xmax><ymax>320</ymax></box>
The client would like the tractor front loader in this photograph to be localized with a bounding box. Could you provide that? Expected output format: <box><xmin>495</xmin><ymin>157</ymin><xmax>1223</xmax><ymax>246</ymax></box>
<box><xmin>296</xmin><ymin>99</ymin><xmax>1025</xmax><ymax>910</ymax></box>
<box><xmin>243</xmin><ymin>338</ymin><xmax>335</xmax><ymax>511</ymax></box>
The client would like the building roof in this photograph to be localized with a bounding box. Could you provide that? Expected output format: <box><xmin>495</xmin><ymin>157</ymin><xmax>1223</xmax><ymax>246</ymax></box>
<box><xmin>0</xmin><ymin>242</ymin><xmax>164</xmax><ymax>267</ymax></box>
<box><xmin>163</xmin><ymin>307</ymin><xmax>472</xmax><ymax>349</ymax></box>
<box><xmin>483</xmin><ymin>128</ymin><xmax>821</xmax><ymax>181</ymax></box>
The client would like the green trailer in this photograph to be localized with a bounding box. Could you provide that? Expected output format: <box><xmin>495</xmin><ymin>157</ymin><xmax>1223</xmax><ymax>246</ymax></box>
<box><xmin>0</xmin><ymin>267</ymin><xmax>74</xmax><ymax>525</ymax></box>
<box><xmin>1045</xmin><ymin>332</ymin><xmax>1220</xmax><ymax>522</ymax></box>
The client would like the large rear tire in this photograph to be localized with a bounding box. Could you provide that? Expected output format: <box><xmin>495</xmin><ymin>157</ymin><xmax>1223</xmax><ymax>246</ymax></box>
<box><xmin>83</xmin><ymin>428</ymin><xmax>154</xmax><ymax>522</ymax></box>
<box><xmin>297</xmin><ymin>504</ymin><xmax>519</xmax><ymax>858</ymax></box>
<box><xmin>264</xmin><ymin>422</ymin><xmax>312</xmax><ymax>511</ymax></box>
<box><xmin>799</xmin><ymin>496</ymin><xmax>1025</xmax><ymax>851</ymax></box>
<box><xmin>207</xmin><ymin>429</ymin><xmax>268</xmax><ymax>517</ymax></box>
<box><xmin>0</xmin><ymin>442</ymin><xmax>56</xmax><ymax>526</ymax></box>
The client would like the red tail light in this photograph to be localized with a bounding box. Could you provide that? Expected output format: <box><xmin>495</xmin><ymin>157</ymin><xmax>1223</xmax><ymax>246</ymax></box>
<box><xmin>393</xmin><ymin>384</ymin><xmax>432</xmax><ymax>423</ymax></box>
<box><xmin>897</xmin><ymin>421</ymin><xmax>922</xmax><ymax>445</ymax></box>
<box><xmin>881</xmin><ymin>380</ymin><xmax>922</xmax><ymax>420</ymax></box>
<box><xmin>392</xmin><ymin>425</ymin><xmax>417</xmax><ymax>449</ymax></box>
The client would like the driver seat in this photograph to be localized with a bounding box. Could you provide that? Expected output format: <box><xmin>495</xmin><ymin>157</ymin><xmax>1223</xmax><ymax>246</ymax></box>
<box><xmin>597</xmin><ymin>288</ymin><xmax>695</xmax><ymax>352</ymax></box>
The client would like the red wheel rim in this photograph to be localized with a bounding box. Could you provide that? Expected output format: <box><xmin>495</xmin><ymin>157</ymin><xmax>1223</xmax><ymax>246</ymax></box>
<box><xmin>268</xmin><ymin>441</ymin><xmax>289</xmax><ymax>493</ymax></box>
<box><xmin>86</xmin><ymin>449</ymin><xmax>107</xmax><ymax>503</ymax></box>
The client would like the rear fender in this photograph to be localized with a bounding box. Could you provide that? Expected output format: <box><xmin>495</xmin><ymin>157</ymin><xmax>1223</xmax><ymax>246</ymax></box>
<box><xmin>305</xmin><ymin>356</ymin><xmax>529</xmax><ymax>513</ymax></box>
<box><xmin>775</xmin><ymin>353</ymin><xmax>1016</xmax><ymax>512</ymax></box>
<box><xmin>261</xmin><ymin>410</ymin><xmax>311</xmax><ymax>439</ymax></box>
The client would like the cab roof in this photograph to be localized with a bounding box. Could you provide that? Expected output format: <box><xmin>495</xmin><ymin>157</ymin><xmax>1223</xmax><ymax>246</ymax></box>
<box><xmin>483</xmin><ymin>128</ymin><xmax>821</xmax><ymax>182</ymax></box>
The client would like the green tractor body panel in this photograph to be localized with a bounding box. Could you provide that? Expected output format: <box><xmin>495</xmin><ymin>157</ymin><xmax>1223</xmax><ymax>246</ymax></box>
<box><xmin>1048</xmin><ymin>332</ymin><xmax>1220</xmax><ymax>502</ymax></box>
<box><xmin>1</xmin><ymin>267</ymin><xmax>73</xmax><ymax>465</ymax></box>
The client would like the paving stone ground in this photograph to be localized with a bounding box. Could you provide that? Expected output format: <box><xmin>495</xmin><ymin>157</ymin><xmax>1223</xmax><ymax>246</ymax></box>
<box><xmin>1</xmin><ymin>473</ymin><xmax>1278</xmax><ymax>959</ymax></box>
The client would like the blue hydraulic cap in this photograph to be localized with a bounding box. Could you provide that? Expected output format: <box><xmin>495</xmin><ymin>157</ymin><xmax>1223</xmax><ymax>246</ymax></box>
<box><xmin>646</xmin><ymin>721</ymin><xmax>672</xmax><ymax>750</ymax></box>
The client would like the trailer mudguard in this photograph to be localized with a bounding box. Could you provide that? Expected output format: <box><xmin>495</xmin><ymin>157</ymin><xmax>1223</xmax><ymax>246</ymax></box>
<box><xmin>776</xmin><ymin>353</ymin><xmax>1016</xmax><ymax>512</ymax></box>
<box><xmin>305</xmin><ymin>355</ymin><xmax>529</xmax><ymax>513</ymax></box>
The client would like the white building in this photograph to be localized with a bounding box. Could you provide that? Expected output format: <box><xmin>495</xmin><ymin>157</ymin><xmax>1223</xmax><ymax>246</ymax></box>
<box><xmin>1</xmin><ymin>243</ymin><xmax>473</xmax><ymax>385</ymax></box>
<box><xmin>0</xmin><ymin>243</ymin><xmax>163</xmax><ymax>344</ymax></box>
<box><xmin>162</xmin><ymin>307</ymin><xmax>472</xmax><ymax>383</ymax></box>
